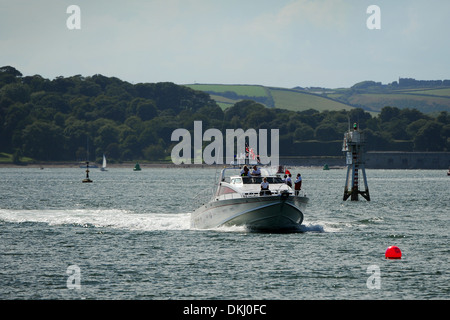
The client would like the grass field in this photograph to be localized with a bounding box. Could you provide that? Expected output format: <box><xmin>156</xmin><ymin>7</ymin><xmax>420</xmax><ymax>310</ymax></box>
<box><xmin>186</xmin><ymin>84</ymin><xmax>450</xmax><ymax>114</ymax></box>
<box><xmin>0</xmin><ymin>152</ymin><xmax>33</xmax><ymax>163</ymax></box>
<box><xmin>185</xmin><ymin>84</ymin><xmax>267</xmax><ymax>97</ymax></box>
<box><xmin>209</xmin><ymin>94</ymin><xmax>237</xmax><ymax>110</ymax></box>
<box><xmin>186</xmin><ymin>84</ymin><xmax>356</xmax><ymax>112</ymax></box>
<box><xmin>347</xmin><ymin>93</ymin><xmax>450</xmax><ymax>112</ymax></box>
<box><xmin>397</xmin><ymin>88</ymin><xmax>450</xmax><ymax>97</ymax></box>
<box><xmin>269</xmin><ymin>88</ymin><xmax>354</xmax><ymax>112</ymax></box>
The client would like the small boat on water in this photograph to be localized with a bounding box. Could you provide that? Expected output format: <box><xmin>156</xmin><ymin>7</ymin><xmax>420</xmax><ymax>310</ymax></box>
<box><xmin>79</xmin><ymin>163</ymin><xmax>98</xmax><ymax>168</ymax></box>
<box><xmin>100</xmin><ymin>154</ymin><xmax>107</xmax><ymax>171</ymax></box>
<box><xmin>133</xmin><ymin>162</ymin><xmax>141</xmax><ymax>171</ymax></box>
<box><xmin>191</xmin><ymin>165</ymin><xmax>309</xmax><ymax>232</ymax></box>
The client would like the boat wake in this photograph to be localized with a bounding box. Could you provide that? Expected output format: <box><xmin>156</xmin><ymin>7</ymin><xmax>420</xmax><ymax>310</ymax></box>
<box><xmin>299</xmin><ymin>223</ymin><xmax>326</xmax><ymax>233</ymax></box>
<box><xmin>0</xmin><ymin>209</ymin><xmax>191</xmax><ymax>232</ymax></box>
<box><xmin>198</xmin><ymin>221</ymin><xmax>333</xmax><ymax>233</ymax></box>
<box><xmin>301</xmin><ymin>220</ymin><xmax>345</xmax><ymax>233</ymax></box>
<box><xmin>0</xmin><ymin>209</ymin><xmax>338</xmax><ymax>234</ymax></box>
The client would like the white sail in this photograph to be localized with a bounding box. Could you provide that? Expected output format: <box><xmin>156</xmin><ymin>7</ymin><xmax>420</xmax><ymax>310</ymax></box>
<box><xmin>101</xmin><ymin>154</ymin><xmax>107</xmax><ymax>171</ymax></box>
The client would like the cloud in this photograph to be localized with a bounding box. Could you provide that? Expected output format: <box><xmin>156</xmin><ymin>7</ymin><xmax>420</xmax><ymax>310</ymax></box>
<box><xmin>248</xmin><ymin>0</ymin><xmax>351</xmax><ymax>34</ymax></box>
<box><xmin>1</xmin><ymin>0</ymin><xmax>448</xmax><ymax>88</ymax></box>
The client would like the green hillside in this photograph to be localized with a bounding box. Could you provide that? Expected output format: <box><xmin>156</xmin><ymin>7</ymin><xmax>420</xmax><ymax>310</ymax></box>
<box><xmin>2</xmin><ymin>66</ymin><xmax>449</xmax><ymax>163</ymax></box>
<box><xmin>185</xmin><ymin>84</ymin><xmax>267</xmax><ymax>97</ymax></box>
<box><xmin>269</xmin><ymin>88</ymin><xmax>353</xmax><ymax>112</ymax></box>
<box><xmin>393</xmin><ymin>88</ymin><xmax>450</xmax><ymax>97</ymax></box>
<box><xmin>185</xmin><ymin>84</ymin><xmax>355</xmax><ymax>112</ymax></box>
<box><xmin>346</xmin><ymin>92</ymin><xmax>450</xmax><ymax>113</ymax></box>
<box><xmin>186</xmin><ymin>81</ymin><xmax>450</xmax><ymax>114</ymax></box>
<box><xmin>328</xmin><ymin>80</ymin><xmax>450</xmax><ymax>113</ymax></box>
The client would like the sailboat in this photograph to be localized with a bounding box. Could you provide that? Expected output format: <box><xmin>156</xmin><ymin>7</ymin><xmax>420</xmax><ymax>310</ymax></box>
<box><xmin>100</xmin><ymin>154</ymin><xmax>107</xmax><ymax>171</ymax></box>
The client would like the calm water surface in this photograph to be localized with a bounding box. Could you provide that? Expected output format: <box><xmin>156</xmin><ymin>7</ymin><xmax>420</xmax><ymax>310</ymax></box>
<box><xmin>0</xmin><ymin>167</ymin><xmax>448</xmax><ymax>300</ymax></box>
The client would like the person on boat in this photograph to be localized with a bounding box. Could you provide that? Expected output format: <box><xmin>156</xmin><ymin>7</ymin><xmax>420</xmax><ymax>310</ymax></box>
<box><xmin>294</xmin><ymin>173</ymin><xmax>302</xmax><ymax>195</ymax></box>
<box><xmin>240</xmin><ymin>165</ymin><xmax>250</xmax><ymax>177</ymax></box>
<box><xmin>251</xmin><ymin>165</ymin><xmax>261</xmax><ymax>176</ymax></box>
<box><xmin>260</xmin><ymin>177</ymin><xmax>271</xmax><ymax>196</ymax></box>
<box><xmin>285</xmin><ymin>174</ymin><xmax>292</xmax><ymax>187</ymax></box>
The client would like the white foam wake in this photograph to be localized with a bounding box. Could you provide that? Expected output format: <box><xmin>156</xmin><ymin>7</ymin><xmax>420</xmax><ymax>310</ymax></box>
<box><xmin>0</xmin><ymin>209</ymin><xmax>342</xmax><ymax>234</ymax></box>
<box><xmin>0</xmin><ymin>209</ymin><xmax>191</xmax><ymax>231</ymax></box>
<box><xmin>300</xmin><ymin>221</ymin><xmax>343</xmax><ymax>233</ymax></box>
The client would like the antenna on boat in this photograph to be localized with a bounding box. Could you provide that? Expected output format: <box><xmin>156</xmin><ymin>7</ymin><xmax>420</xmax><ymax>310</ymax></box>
<box><xmin>342</xmin><ymin>122</ymin><xmax>370</xmax><ymax>201</ymax></box>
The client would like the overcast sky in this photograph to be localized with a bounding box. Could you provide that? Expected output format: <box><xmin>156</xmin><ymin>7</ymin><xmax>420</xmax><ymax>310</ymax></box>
<box><xmin>1</xmin><ymin>0</ymin><xmax>449</xmax><ymax>88</ymax></box>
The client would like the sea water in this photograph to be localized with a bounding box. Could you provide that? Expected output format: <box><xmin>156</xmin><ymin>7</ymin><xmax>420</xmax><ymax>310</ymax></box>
<box><xmin>0</xmin><ymin>167</ymin><xmax>448</xmax><ymax>300</ymax></box>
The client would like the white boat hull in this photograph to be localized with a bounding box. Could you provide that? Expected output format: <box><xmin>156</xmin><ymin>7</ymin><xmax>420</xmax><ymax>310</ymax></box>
<box><xmin>191</xmin><ymin>195</ymin><xmax>308</xmax><ymax>232</ymax></box>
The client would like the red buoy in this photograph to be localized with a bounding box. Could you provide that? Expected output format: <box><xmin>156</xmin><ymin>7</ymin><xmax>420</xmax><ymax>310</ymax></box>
<box><xmin>385</xmin><ymin>246</ymin><xmax>402</xmax><ymax>259</ymax></box>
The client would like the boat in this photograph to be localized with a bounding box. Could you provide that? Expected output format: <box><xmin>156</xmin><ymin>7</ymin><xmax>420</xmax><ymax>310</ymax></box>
<box><xmin>133</xmin><ymin>162</ymin><xmax>141</xmax><ymax>171</ymax></box>
<box><xmin>79</xmin><ymin>163</ymin><xmax>98</xmax><ymax>168</ymax></box>
<box><xmin>191</xmin><ymin>165</ymin><xmax>309</xmax><ymax>232</ymax></box>
<box><xmin>100</xmin><ymin>154</ymin><xmax>107</xmax><ymax>171</ymax></box>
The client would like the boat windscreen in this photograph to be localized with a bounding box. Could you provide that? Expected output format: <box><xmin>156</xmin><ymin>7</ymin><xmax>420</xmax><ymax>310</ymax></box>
<box><xmin>242</xmin><ymin>177</ymin><xmax>284</xmax><ymax>184</ymax></box>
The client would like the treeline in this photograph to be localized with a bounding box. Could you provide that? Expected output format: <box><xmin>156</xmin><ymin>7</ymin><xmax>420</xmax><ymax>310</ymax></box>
<box><xmin>1</xmin><ymin>66</ymin><xmax>449</xmax><ymax>163</ymax></box>
<box><xmin>351</xmin><ymin>78</ymin><xmax>450</xmax><ymax>91</ymax></box>
<box><xmin>397</xmin><ymin>78</ymin><xmax>450</xmax><ymax>88</ymax></box>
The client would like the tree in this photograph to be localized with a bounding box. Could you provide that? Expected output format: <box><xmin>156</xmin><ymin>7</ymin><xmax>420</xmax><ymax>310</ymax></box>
<box><xmin>406</xmin><ymin>119</ymin><xmax>428</xmax><ymax>138</ymax></box>
<box><xmin>0</xmin><ymin>66</ymin><xmax>22</xmax><ymax>86</ymax></box>
<box><xmin>21</xmin><ymin>121</ymin><xmax>66</xmax><ymax>160</ymax></box>
<box><xmin>399</xmin><ymin>108</ymin><xmax>428</xmax><ymax>123</ymax></box>
<box><xmin>379</xmin><ymin>106</ymin><xmax>400</xmax><ymax>122</ymax></box>
<box><xmin>105</xmin><ymin>142</ymin><xmax>121</xmax><ymax>160</ymax></box>
<box><xmin>0</xmin><ymin>66</ymin><xmax>22</xmax><ymax>77</ymax></box>
<box><xmin>383</xmin><ymin>118</ymin><xmax>410</xmax><ymax>140</ymax></box>
<box><xmin>95</xmin><ymin>123</ymin><xmax>119</xmax><ymax>151</ymax></box>
<box><xmin>348</xmin><ymin>108</ymin><xmax>372</xmax><ymax>127</ymax></box>
<box><xmin>64</xmin><ymin>119</ymin><xmax>89</xmax><ymax>158</ymax></box>
<box><xmin>136</xmin><ymin>101</ymin><xmax>157</xmax><ymax>121</ymax></box>
<box><xmin>2</xmin><ymin>66</ymin><xmax>450</xmax><ymax>162</ymax></box>
<box><xmin>0</xmin><ymin>83</ymin><xmax>30</xmax><ymax>103</ymax></box>
<box><xmin>143</xmin><ymin>144</ymin><xmax>165</xmax><ymax>161</ymax></box>
<box><xmin>139</xmin><ymin>127</ymin><xmax>157</xmax><ymax>147</ymax></box>
<box><xmin>437</xmin><ymin>111</ymin><xmax>450</xmax><ymax>124</ymax></box>
<box><xmin>244</xmin><ymin>107</ymin><xmax>274</xmax><ymax>129</ymax></box>
<box><xmin>78</xmin><ymin>81</ymin><xmax>102</xmax><ymax>97</ymax></box>
<box><xmin>363</xmin><ymin>129</ymin><xmax>392</xmax><ymax>150</ymax></box>
<box><xmin>294</xmin><ymin>123</ymin><xmax>314</xmax><ymax>141</ymax></box>
<box><xmin>315</xmin><ymin>123</ymin><xmax>340</xmax><ymax>141</ymax></box>
<box><xmin>413</xmin><ymin>121</ymin><xmax>444</xmax><ymax>151</ymax></box>
<box><xmin>121</xmin><ymin>135</ymin><xmax>140</xmax><ymax>157</ymax></box>
<box><xmin>101</xmin><ymin>101</ymin><xmax>126</xmax><ymax>122</ymax></box>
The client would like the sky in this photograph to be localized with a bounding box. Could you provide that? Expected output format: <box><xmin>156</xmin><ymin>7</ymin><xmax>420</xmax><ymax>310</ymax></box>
<box><xmin>1</xmin><ymin>0</ymin><xmax>449</xmax><ymax>88</ymax></box>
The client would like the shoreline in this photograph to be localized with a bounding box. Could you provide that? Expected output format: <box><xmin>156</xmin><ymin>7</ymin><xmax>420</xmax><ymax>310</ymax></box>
<box><xmin>0</xmin><ymin>162</ymin><xmax>209</xmax><ymax>169</ymax></box>
<box><xmin>0</xmin><ymin>161</ymin><xmax>335</xmax><ymax>169</ymax></box>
